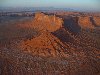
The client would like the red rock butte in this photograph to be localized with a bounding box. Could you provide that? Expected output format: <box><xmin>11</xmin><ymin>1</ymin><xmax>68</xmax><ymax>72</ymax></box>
<box><xmin>33</xmin><ymin>12</ymin><xmax>63</xmax><ymax>32</ymax></box>
<box><xmin>78</xmin><ymin>16</ymin><xmax>94</xmax><ymax>28</ymax></box>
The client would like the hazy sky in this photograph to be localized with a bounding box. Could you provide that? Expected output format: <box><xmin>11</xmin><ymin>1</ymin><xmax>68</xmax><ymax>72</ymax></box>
<box><xmin>0</xmin><ymin>0</ymin><xmax>99</xmax><ymax>9</ymax></box>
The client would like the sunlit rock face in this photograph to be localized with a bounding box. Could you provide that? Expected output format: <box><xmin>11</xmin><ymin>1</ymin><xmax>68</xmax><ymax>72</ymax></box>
<box><xmin>19</xmin><ymin>32</ymin><xmax>68</xmax><ymax>57</ymax></box>
<box><xmin>33</xmin><ymin>12</ymin><xmax>63</xmax><ymax>32</ymax></box>
<box><xmin>93</xmin><ymin>17</ymin><xmax>100</xmax><ymax>27</ymax></box>
<box><xmin>78</xmin><ymin>16</ymin><xmax>94</xmax><ymax>29</ymax></box>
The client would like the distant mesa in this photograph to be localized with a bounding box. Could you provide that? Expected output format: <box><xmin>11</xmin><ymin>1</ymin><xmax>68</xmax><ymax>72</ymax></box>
<box><xmin>78</xmin><ymin>16</ymin><xmax>94</xmax><ymax>28</ymax></box>
<box><xmin>93</xmin><ymin>17</ymin><xmax>100</xmax><ymax>27</ymax></box>
<box><xmin>78</xmin><ymin>16</ymin><xmax>100</xmax><ymax>29</ymax></box>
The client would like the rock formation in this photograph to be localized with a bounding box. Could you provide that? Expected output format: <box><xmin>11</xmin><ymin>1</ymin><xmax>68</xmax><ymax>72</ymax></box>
<box><xmin>19</xmin><ymin>31</ymin><xmax>68</xmax><ymax>57</ymax></box>
<box><xmin>78</xmin><ymin>16</ymin><xmax>94</xmax><ymax>29</ymax></box>
<box><xmin>93</xmin><ymin>17</ymin><xmax>100</xmax><ymax>27</ymax></box>
<box><xmin>32</xmin><ymin>12</ymin><xmax>63</xmax><ymax>32</ymax></box>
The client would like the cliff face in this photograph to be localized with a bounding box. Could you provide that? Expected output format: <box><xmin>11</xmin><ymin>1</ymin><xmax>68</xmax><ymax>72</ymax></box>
<box><xmin>33</xmin><ymin>12</ymin><xmax>63</xmax><ymax>32</ymax></box>
<box><xmin>93</xmin><ymin>17</ymin><xmax>100</xmax><ymax>27</ymax></box>
<box><xmin>78</xmin><ymin>16</ymin><xmax>100</xmax><ymax>29</ymax></box>
<box><xmin>78</xmin><ymin>16</ymin><xmax>94</xmax><ymax>28</ymax></box>
<box><xmin>61</xmin><ymin>15</ymin><xmax>100</xmax><ymax>34</ymax></box>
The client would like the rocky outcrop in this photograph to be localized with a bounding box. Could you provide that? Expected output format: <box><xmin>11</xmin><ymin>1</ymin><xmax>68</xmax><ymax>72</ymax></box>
<box><xmin>78</xmin><ymin>16</ymin><xmax>100</xmax><ymax>29</ymax></box>
<box><xmin>61</xmin><ymin>16</ymin><xmax>100</xmax><ymax>33</ymax></box>
<box><xmin>33</xmin><ymin>12</ymin><xmax>63</xmax><ymax>32</ymax></box>
<box><xmin>93</xmin><ymin>17</ymin><xmax>100</xmax><ymax>27</ymax></box>
<box><xmin>18</xmin><ymin>31</ymin><xmax>69</xmax><ymax>57</ymax></box>
<box><xmin>78</xmin><ymin>16</ymin><xmax>94</xmax><ymax>29</ymax></box>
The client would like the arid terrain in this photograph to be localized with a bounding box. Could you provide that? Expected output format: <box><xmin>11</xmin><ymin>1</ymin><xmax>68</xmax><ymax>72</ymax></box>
<box><xmin>0</xmin><ymin>11</ymin><xmax>100</xmax><ymax>75</ymax></box>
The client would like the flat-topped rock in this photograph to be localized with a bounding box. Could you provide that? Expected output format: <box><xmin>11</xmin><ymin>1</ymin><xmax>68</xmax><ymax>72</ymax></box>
<box><xmin>78</xmin><ymin>16</ymin><xmax>94</xmax><ymax>29</ymax></box>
